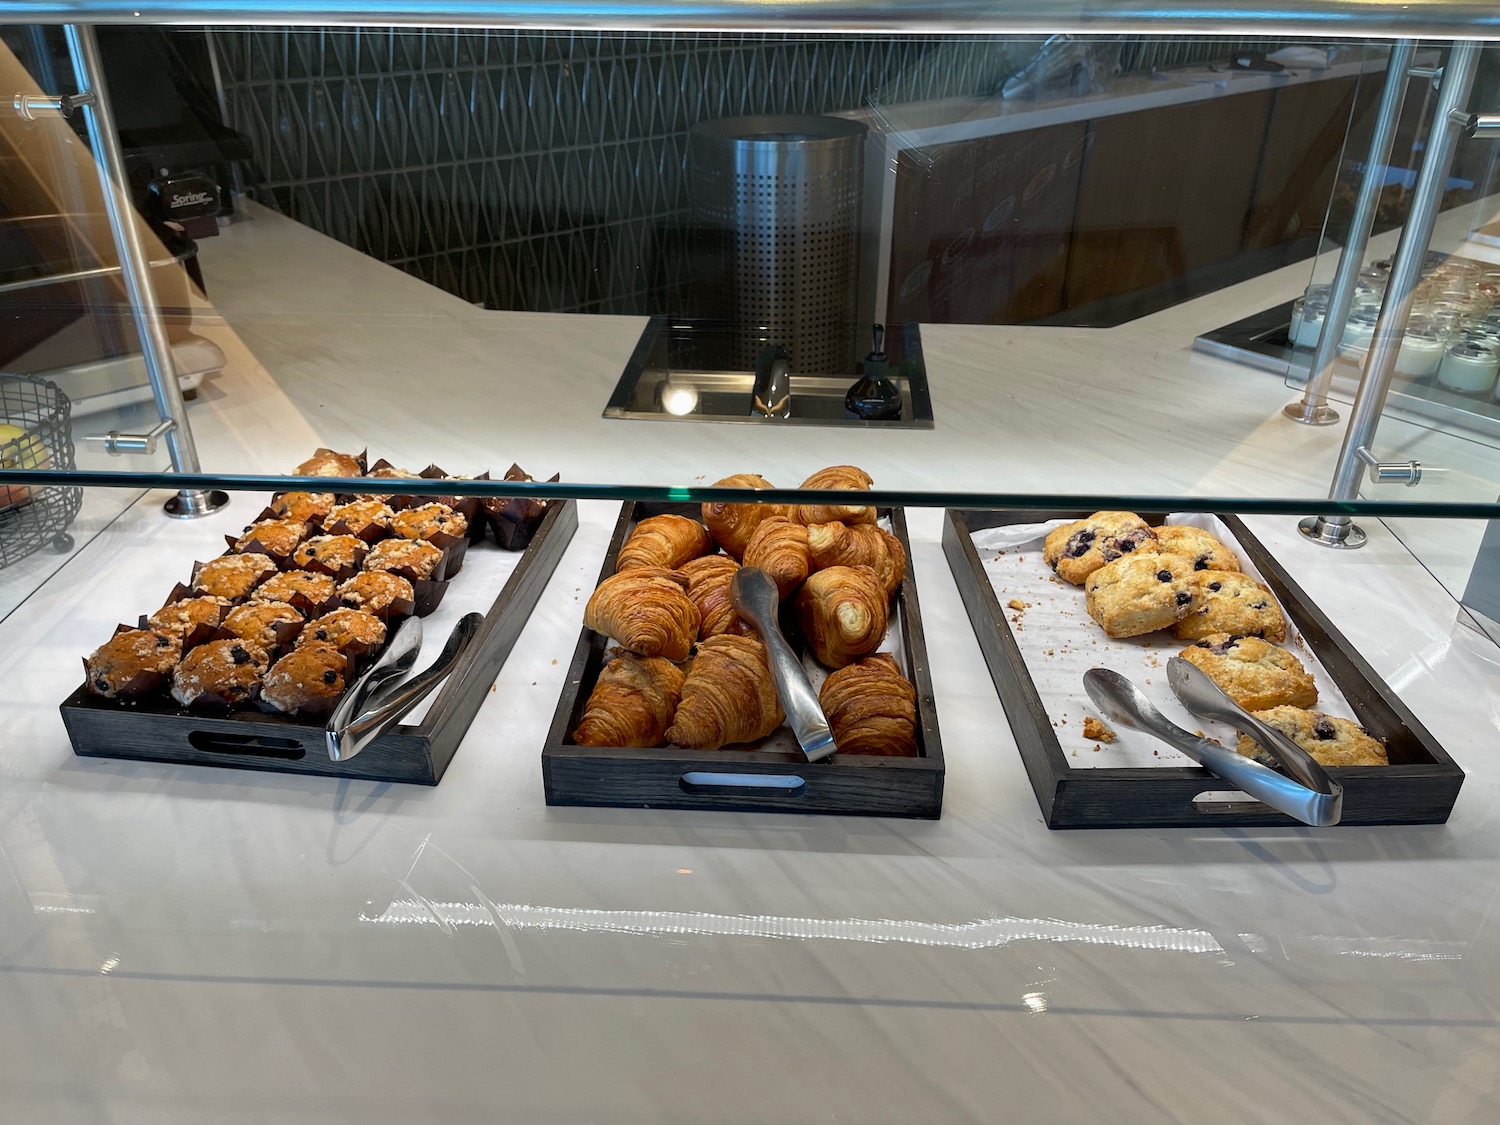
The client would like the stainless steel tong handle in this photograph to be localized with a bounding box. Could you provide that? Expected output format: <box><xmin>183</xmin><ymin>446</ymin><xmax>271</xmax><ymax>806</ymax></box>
<box><xmin>1083</xmin><ymin>668</ymin><xmax>1342</xmax><ymax>827</ymax></box>
<box><xmin>326</xmin><ymin>613</ymin><xmax>483</xmax><ymax>762</ymax></box>
<box><xmin>1166</xmin><ymin>656</ymin><xmax>1342</xmax><ymax>802</ymax></box>
<box><xmin>730</xmin><ymin>567</ymin><xmax>836</xmax><ymax>762</ymax></box>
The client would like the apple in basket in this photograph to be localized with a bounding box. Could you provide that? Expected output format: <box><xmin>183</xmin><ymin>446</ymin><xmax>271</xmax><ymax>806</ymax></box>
<box><xmin>0</xmin><ymin>422</ymin><xmax>51</xmax><ymax>511</ymax></box>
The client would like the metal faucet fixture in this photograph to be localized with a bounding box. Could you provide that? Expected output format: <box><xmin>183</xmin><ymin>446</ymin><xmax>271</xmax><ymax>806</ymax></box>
<box><xmin>752</xmin><ymin>345</ymin><xmax>792</xmax><ymax>418</ymax></box>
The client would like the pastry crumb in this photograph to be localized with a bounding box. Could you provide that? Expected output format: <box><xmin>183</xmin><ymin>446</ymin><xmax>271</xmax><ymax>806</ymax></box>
<box><xmin>1083</xmin><ymin>716</ymin><xmax>1116</xmax><ymax>742</ymax></box>
<box><xmin>1007</xmin><ymin>598</ymin><xmax>1027</xmax><ymax>611</ymax></box>
<box><xmin>1092</xmin><ymin>744</ymin><xmax>1101</xmax><ymax>752</ymax></box>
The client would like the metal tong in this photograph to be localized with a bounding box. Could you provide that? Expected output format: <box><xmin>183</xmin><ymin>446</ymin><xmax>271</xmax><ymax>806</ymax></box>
<box><xmin>325</xmin><ymin>613</ymin><xmax>483</xmax><ymax>762</ymax></box>
<box><xmin>730</xmin><ymin>567</ymin><xmax>836</xmax><ymax>762</ymax></box>
<box><xmin>1083</xmin><ymin>664</ymin><xmax>1342</xmax><ymax>826</ymax></box>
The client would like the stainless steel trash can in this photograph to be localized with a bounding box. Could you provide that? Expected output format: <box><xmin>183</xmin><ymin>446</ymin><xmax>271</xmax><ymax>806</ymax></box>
<box><xmin>690</xmin><ymin>115</ymin><xmax>867</xmax><ymax>375</ymax></box>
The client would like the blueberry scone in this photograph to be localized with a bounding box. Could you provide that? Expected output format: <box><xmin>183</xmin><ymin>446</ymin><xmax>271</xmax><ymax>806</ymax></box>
<box><xmin>1154</xmin><ymin>525</ymin><xmax>1239</xmax><ymax>573</ymax></box>
<box><xmin>1174</xmin><ymin>571</ymin><xmax>1286</xmax><ymax>642</ymax></box>
<box><xmin>1178</xmin><ymin>633</ymin><xmax>1317</xmax><ymax>711</ymax></box>
<box><xmin>1084</xmin><ymin>553</ymin><xmax>1196</xmax><ymax>638</ymax></box>
<box><xmin>1043</xmin><ymin>511</ymin><xmax>1159</xmax><ymax>585</ymax></box>
<box><xmin>1235</xmin><ymin>705</ymin><xmax>1388</xmax><ymax>767</ymax></box>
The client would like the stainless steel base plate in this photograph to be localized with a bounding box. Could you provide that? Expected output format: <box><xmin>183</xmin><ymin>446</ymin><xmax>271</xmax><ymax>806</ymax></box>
<box><xmin>164</xmin><ymin>489</ymin><xmax>230</xmax><ymax>519</ymax></box>
<box><xmin>1298</xmin><ymin>515</ymin><xmax>1369</xmax><ymax>550</ymax></box>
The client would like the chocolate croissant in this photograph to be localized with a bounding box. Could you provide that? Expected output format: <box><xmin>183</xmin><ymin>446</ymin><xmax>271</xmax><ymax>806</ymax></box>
<box><xmin>795</xmin><ymin>564</ymin><xmax>889</xmax><ymax>669</ymax></box>
<box><xmin>678</xmin><ymin>554</ymin><xmax>749</xmax><ymax>639</ymax></box>
<box><xmin>806</xmin><ymin>522</ymin><xmax>905</xmax><ymax>596</ymax></box>
<box><xmin>573</xmin><ymin>652</ymin><xmax>686</xmax><ymax>747</ymax></box>
<box><xmin>665</xmin><ymin>635</ymin><xmax>785</xmax><ymax>749</ymax></box>
<box><xmin>795</xmin><ymin>465</ymin><xmax>876</xmax><ymax>526</ymax></box>
<box><xmin>618</xmin><ymin>514</ymin><xmax>714</xmax><ymax>571</ymax></box>
<box><xmin>819</xmin><ymin>653</ymin><xmax>918</xmax><ymax>757</ymax></box>
<box><xmin>702</xmin><ymin>474</ymin><xmax>788</xmax><ymax>559</ymax></box>
<box><xmin>742</xmin><ymin>517</ymin><xmax>810</xmax><ymax>599</ymax></box>
<box><xmin>583</xmin><ymin>567</ymin><xmax>699</xmax><ymax>660</ymax></box>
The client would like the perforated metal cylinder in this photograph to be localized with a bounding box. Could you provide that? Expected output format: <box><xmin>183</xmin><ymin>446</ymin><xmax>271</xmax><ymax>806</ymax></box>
<box><xmin>690</xmin><ymin>115</ymin><xmax>866</xmax><ymax>375</ymax></box>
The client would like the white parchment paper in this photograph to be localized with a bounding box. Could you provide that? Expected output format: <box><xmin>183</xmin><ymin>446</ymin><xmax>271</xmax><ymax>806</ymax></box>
<box><xmin>969</xmin><ymin>515</ymin><xmax>1358</xmax><ymax>768</ymax></box>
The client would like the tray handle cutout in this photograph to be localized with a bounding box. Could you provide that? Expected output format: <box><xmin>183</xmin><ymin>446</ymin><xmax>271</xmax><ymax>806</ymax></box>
<box><xmin>187</xmin><ymin>731</ymin><xmax>307</xmax><ymax>760</ymax></box>
<box><xmin>680</xmin><ymin>772</ymin><xmax>807</xmax><ymax>797</ymax></box>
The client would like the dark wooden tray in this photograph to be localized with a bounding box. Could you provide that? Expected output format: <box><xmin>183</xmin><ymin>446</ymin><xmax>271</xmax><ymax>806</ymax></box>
<box><xmin>943</xmin><ymin>508</ymin><xmax>1464</xmax><ymax>829</ymax></box>
<box><xmin>543</xmin><ymin>502</ymin><xmax>944</xmax><ymax>818</ymax></box>
<box><xmin>59</xmin><ymin>499</ymin><xmax>578</xmax><ymax>785</ymax></box>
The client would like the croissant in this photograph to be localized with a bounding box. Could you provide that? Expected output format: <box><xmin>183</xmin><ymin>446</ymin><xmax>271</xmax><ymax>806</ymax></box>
<box><xmin>573</xmin><ymin>652</ymin><xmax>686</xmax><ymax>747</ymax></box>
<box><xmin>742</xmin><ymin>517</ymin><xmax>810</xmax><ymax>598</ymax></box>
<box><xmin>618</xmin><ymin>514</ymin><xmax>714</xmax><ymax>571</ymax></box>
<box><xmin>700</xmin><ymin>474</ymin><xmax>790</xmax><ymax>560</ymax></box>
<box><xmin>583</xmin><ymin>567</ymin><xmax>699</xmax><ymax>660</ymax></box>
<box><xmin>678</xmin><ymin>554</ymin><xmax>750</xmax><ymax>639</ymax></box>
<box><xmin>806</xmin><ymin>522</ymin><xmax>905</xmax><ymax>596</ymax></box>
<box><xmin>819</xmin><ymin>653</ymin><xmax>918</xmax><ymax>757</ymax></box>
<box><xmin>665</xmin><ymin>635</ymin><xmax>785</xmax><ymax>749</ymax></box>
<box><xmin>796</xmin><ymin>565</ymin><xmax>889</xmax><ymax>669</ymax></box>
<box><xmin>795</xmin><ymin>465</ymin><xmax>876</xmax><ymax>526</ymax></box>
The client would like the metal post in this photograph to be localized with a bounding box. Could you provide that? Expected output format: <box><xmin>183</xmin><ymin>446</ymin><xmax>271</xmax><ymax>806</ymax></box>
<box><xmin>62</xmin><ymin>23</ymin><xmax>227</xmax><ymax>518</ymax></box>
<box><xmin>1286</xmin><ymin>40</ymin><xmax>1415</xmax><ymax>427</ymax></box>
<box><xmin>1300</xmin><ymin>42</ymin><xmax>1482</xmax><ymax>550</ymax></box>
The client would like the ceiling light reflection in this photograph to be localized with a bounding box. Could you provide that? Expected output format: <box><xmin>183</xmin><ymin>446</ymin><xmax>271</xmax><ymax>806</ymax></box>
<box><xmin>358</xmin><ymin>901</ymin><xmax>1225</xmax><ymax>955</ymax></box>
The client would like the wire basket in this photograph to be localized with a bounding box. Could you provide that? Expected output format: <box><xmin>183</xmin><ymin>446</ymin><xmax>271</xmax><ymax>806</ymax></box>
<box><xmin>0</xmin><ymin>373</ymin><xmax>82</xmax><ymax>570</ymax></box>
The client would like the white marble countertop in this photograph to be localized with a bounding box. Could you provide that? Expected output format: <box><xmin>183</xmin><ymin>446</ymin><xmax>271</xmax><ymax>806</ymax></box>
<box><xmin>2</xmin><ymin>203</ymin><xmax>1500</xmax><ymax>1124</ymax></box>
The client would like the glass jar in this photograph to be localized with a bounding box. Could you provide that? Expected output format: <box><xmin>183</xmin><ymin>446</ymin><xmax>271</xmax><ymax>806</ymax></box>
<box><xmin>1397</xmin><ymin>329</ymin><xmax>1448</xmax><ymax>378</ymax></box>
<box><xmin>1437</xmin><ymin>341</ymin><xmax>1500</xmax><ymax>395</ymax></box>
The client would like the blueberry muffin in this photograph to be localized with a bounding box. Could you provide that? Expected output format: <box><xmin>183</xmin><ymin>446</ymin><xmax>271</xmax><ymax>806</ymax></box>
<box><xmin>233</xmin><ymin>518</ymin><xmax>306</xmax><ymax>557</ymax></box>
<box><xmin>250</xmin><ymin>570</ymin><xmax>336</xmax><ymax>609</ymax></box>
<box><xmin>1155</xmin><ymin>526</ymin><xmax>1240</xmax><ymax>573</ymax></box>
<box><xmin>85</xmin><ymin>629</ymin><xmax>181</xmax><ymax>698</ymax></box>
<box><xmin>171</xmin><ymin>639</ymin><xmax>268</xmax><ymax>706</ymax></box>
<box><xmin>337</xmin><ymin>571</ymin><xmax>415</xmax><ymax>613</ymax></box>
<box><xmin>391</xmin><ymin>502</ymin><xmax>468</xmax><ymax>542</ymax></box>
<box><xmin>296</xmin><ymin>607</ymin><xmax>387</xmax><ymax>652</ymax></box>
<box><xmin>294</xmin><ymin>449</ymin><xmax>363</xmax><ymax>478</ymax></box>
<box><xmin>1043</xmin><ymin>511</ymin><xmax>1159</xmax><ymax>585</ymax></box>
<box><xmin>192</xmin><ymin>553</ymin><xmax>279</xmax><ymax>601</ymax></box>
<box><xmin>324</xmin><ymin>499</ymin><xmax>394</xmax><ymax>537</ymax></box>
<box><xmin>1084</xmin><ymin>553</ymin><xmax>1196</xmax><ymax>638</ymax></box>
<box><xmin>1175</xmin><ymin>571</ymin><xmax>1287</xmax><ymax>642</ymax></box>
<box><xmin>292</xmin><ymin>534</ymin><xmax>367</xmax><ymax>574</ymax></box>
<box><xmin>1236</xmin><ymin>705</ymin><xmax>1388</xmax><ymax>767</ymax></box>
<box><xmin>1178</xmin><ymin>633</ymin><xmax>1317</xmax><ymax>711</ymax></box>
<box><xmin>221</xmin><ymin>601</ymin><xmax>305</xmax><ymax>651</ymax></box>
<box><xmin>365</xmin><ymin>538</ymin><xmax>444</xmax><ymax>580</ymax></box>
<box><xmin>269</xmin><ymin>491</ymin><xmax>334</xmax><ymax>523</ymax></box>
<box><xmin>146</xmin><ymin>595</ymin><xmax>231</xmax><ymax>642</ymax></box>
<box><xmin>261</xmin><ymin>646</ymin><xmax>348</xmax><ymax>715</ymax></box>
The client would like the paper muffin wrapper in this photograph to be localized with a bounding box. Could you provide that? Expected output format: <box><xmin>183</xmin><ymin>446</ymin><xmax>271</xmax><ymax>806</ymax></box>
<box><xmin>252</xmin><ymin>690</ymin><xmax>343</xmax><ymax>719</ymax></box>
<box><xmin>320</xmin><ymin>516</ymin><xmax>391</xmax><ymax>544</ymax></box>
<box><xmin>482</xmin><ymin>467</ymin><xmax>558</xmax><ymax>551</ymax></box>
<box><xmin>410</xmin><ymin>577</ymin><xmax>450</xmax><ymax>618</ymax></box>
<box><xmin>269</xmin><ymin>590</ymin><xmax>341</xmax><ymax>619</ymax></box>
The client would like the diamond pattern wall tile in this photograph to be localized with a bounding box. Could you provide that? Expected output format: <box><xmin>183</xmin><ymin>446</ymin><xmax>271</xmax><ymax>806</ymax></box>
<box><xmin>210</xmin><ymin>28</ymin><xmax>1284</xmax><ymax>314</ymax></box>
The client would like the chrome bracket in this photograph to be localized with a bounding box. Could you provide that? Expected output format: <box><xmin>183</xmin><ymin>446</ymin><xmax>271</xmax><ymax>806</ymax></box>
<box><xmin>11</xmin><ymin>90</ymin><xmax>93</xmax><ymax>120</ymax></box>
<box><xmin>1409</xmin><ymin>64</ymin><xmax>1444</xmax><ymax>89</ymax></box>
<box><xmin>1451</xmin><ymin>108</ymin><xmax>1500</xmax><ymax>139</ymax></box>
<box><xmin>1355</xmin><ymin>446</ymin><xmax>1422</xmax><ymax>487</ymax></box>
<box><xmin>86</xmin><ymin>419</ymin><xmax>176</xmax><ymax>457</ymax></box>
